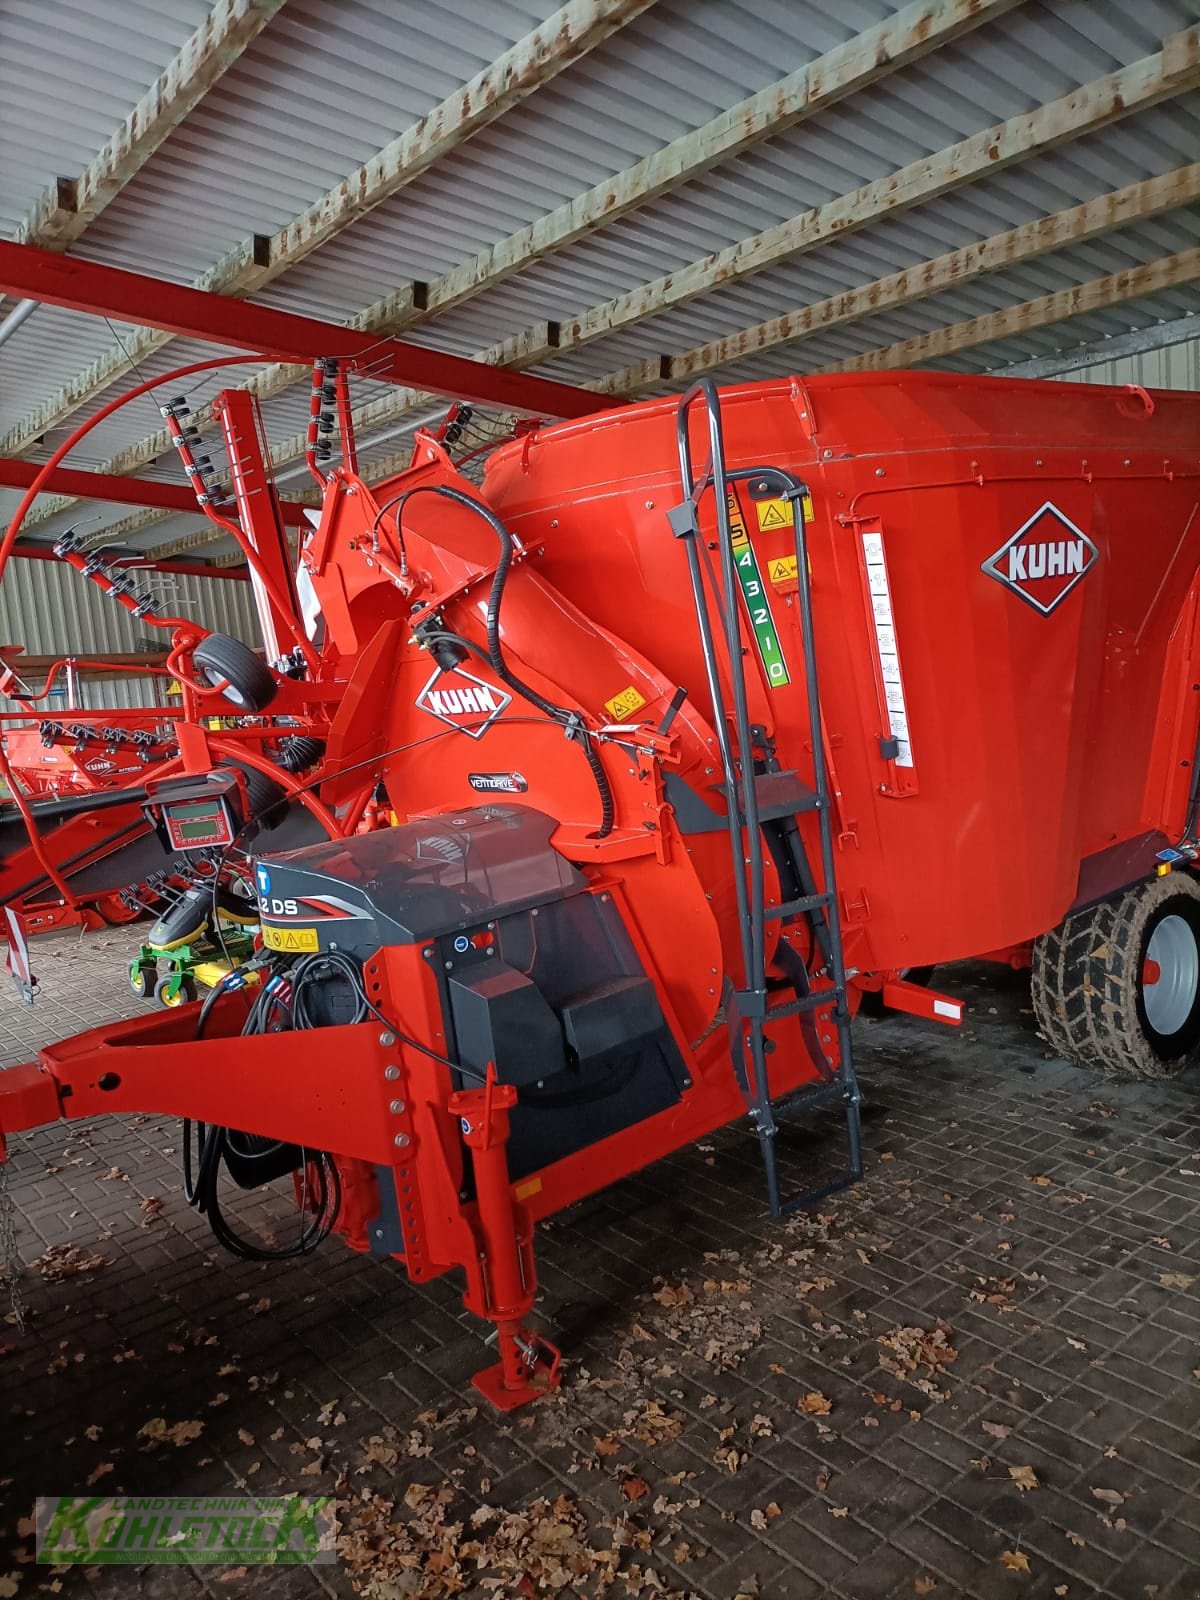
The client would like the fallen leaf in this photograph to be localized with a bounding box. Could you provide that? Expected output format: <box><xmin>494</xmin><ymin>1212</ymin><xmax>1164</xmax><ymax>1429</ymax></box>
<box><xmin>86</xmin><ymin>1462</ymin><xmax>114</xmax><ymax>1486</ymax></box>
<box><xmin>1000</xmin><ymin>1550</ymin><xmax>1031</xmax><ymax>1573</ymax></box>
<box><xmin>138</xmin><ymin>1417</ymin><xmax>203</xmax><ymax>1448</ymax></box>
<box><xmin>1029</xmin><ymin>1175</ymin><xmax>1053</xmax><ymax>1187</ymax></box>
<box><xmin>798</xmin><ymin>1391</ymin><xmax>832</xmax><ymax>1415</ymax></box>
<box><xmin>620</xmin><ymin>1476</ymin><xmax>650</xmax><ymax>1503</ymax></box>
<box><xmin>828</xmin><ymin>1505</ymin><xmax>849</xmax><ymax>1518</ymax></box>
<box><xmin>1159</xmin><ymin>1272</ymin><xmax>1194</xmax><ymax>1290</ymax></box>
<box><xmin>914</xmin><ymin>1579</ymin><xmax>937</xmax><ymax>1596</ymax></box>
<box><xmin>1054</xmin><ymin>1589</ymin><xmax>1068</xmax><ymax>1597</ymax></box>
<box><xmin>0</xmin><ymin>1577</ymin><xmax>18</xmax><ymax>1598</ymax></box>
<box><xmin>237</xmin><ymin>1429</ymin><xmax>255</xmax><ymax>1447</ymax></box>
<box><xmin>982</xmin><ymin>1421</ymin><xmax>1012</xmax><ymax>1440</ymax></box>
<box><xmin>1066</xmin><ymin>1531</ymin><xmax>1085</xmax><ymax>1548</ymax></box>
<box><xmin>1009</xmin><ymin>1466</ymin><xmax>1039</xmax><ymax>1492</ymax></box>
<box><xmin>749</xmin><ymin>1509</ymin><xmax>768</xmax><ymax>1531</ymax></box>
<box><xmin>1091</xmin><ymin>1487</ymin><xmax>1125</xmax><ymax>1507</ymax></box>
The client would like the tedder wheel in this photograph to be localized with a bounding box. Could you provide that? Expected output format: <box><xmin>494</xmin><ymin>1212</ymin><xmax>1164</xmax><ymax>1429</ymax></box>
<box><xmin>129</xmin><ymin>961</ymin><xmax>157</xmax><ymax>999</ymax></box>
<box><xmin>154</xmin><ymin>973</ymin><xmax>197</xmax><ymax>1009</ymax></box>
<box><xmin>1032</xmin><ymin>872</ymin><xmax>1200</xmax><ymax>1078</ymax></box>
<box><xmin>193</xmin><ymin>634</ymin><xmax>277</xmax><ymax>713</ymax></box>
<box><xmin>225</xmin><ymin>761</ymin><xmax>289</xmax><ymax>831</ymax></box>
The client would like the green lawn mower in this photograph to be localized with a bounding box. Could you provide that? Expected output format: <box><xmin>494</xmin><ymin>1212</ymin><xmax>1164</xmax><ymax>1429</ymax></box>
<box><xmin>129</xmin><ymin>880</ymin><xmax>260</xmax><ymax>1007</ymax></box>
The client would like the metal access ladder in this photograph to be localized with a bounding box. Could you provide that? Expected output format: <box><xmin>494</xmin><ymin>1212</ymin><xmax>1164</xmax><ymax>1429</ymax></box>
<box><xmin>667</xmin><ymin>378</ymin><xmax>862</xmax><ymax>1216</ymax></box>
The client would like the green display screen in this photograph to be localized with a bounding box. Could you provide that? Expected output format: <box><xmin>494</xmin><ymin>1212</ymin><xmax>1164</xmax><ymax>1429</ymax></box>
<box><xmin>167</xmin><ymin>798</ymin><xmax>230</xmax><ymax>846</ymax></box>
<box><xmin>179</xmin><ymin>818</ymin><xmax>217</xmax><ymax>841</ymax></box>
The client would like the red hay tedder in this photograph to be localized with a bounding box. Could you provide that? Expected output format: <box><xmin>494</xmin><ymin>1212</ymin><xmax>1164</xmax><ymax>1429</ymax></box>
<box><xmin>1</xmin><ymin>361</ymin><xmax>1198</xmax><ymax>1406</ymax></box>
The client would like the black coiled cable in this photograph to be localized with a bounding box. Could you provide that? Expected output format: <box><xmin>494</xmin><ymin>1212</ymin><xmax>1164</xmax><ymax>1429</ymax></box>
<box><xmin>183</xmin><ymin>966</ymin><xmax>341</xmax><ymax>1260</ymax></box>
<box><xmin>392</xmin><ymin>483</ymin><xmax>615</xmax><ymax>837</ymax></box>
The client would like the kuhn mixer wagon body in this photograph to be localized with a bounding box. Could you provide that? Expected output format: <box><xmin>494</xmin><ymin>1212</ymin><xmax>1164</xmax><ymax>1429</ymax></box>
<box><xmin>483</xmin><ymin>371</ymin><xmax>1200</xmax><ymax>975</ymax></box>
<box><xmin>2</xmin><ymin>369</ymin><xmax>1198</xmax><ymax>1406</ymax></box>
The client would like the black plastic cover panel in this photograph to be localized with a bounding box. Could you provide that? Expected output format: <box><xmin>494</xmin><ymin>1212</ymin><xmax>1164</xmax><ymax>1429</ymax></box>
<box><xmin>256</xmin><ymin>804</ymin><xmax>585</xmax><ymax>944</ymax></box>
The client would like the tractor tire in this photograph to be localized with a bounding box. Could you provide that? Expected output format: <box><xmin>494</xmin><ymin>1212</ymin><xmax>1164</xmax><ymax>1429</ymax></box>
<box><xmin>155</xmin><ymin>973</ymin><xmax>197</xmax><ymax>1008</ymax></box>
<box><xmin>193</xmin><ymin>634</ymin><xmax>277</xmax><ymax>713</ymax></box>
<box><xmin>1031</xmin><ymin>872</ymin><xmax>1200</xmax><ymax>1078</ymax></box>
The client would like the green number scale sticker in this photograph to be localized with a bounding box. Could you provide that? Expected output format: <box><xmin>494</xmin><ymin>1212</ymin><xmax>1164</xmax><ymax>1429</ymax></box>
<box><xmin>725</xmin><ymin>490</ymin><xmax>791</xmax><ymax>689</ymax></box>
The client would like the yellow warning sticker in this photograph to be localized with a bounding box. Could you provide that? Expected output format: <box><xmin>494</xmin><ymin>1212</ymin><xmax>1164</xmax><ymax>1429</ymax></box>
<box><xmin>514</xmin><ymin>1175</ymin><xmax>543</xmax><ymax>1201</ymax></box>
<box><xmin>604</xmin><ymin>684</ymin><xmax>647</xmax><ymax>721</ymax></box>
<box><xmin>768</xmin><ymin>555</ymin><xmax>799</xmax><ymax>585</ymax></box>
<box><xmin>262</xmin><ymin>924</ymin><xmax>319</xmax><ymax>953</ymax></box>
<box><xmin>755</xmin><ymin>494</ymin><xmax>814</xmax><ymax>530</ymax></box>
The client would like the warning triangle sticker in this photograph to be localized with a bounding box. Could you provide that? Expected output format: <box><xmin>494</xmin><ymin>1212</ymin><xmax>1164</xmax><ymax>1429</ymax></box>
<box><xmin>759</xmin><ymin>502</ymin><xmax>789</xmax><ymax>529</ymax></box>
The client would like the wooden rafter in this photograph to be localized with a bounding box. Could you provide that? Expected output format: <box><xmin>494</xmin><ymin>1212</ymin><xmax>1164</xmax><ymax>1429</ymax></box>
<box><xmin>825</xmin><ymin>249</ymin><xmax>1200</xmax><ymax>373</ymax></box>
<box><xmin>547</xmin><ymin>28</ymin><xmax>1200</xmax><ymax>359</ymax></box>
<box><xmin>0</xmin><ymin>0</ymin><xmax>288</xmax><ymax>316</ymax></box>
<box><xmin>22</xmin><ymin>0</ymin><xmax>1017</xmax><ymax>529</ymax></box>
<box><xmin>659</xmin><ymin>166</ymin><xmax>1200</xmax><ymax>385</ymax></box>
<box><xmin>3</xmin><ymin>0</ymin><xmax>655</xmax><ymax>460</ymax></box>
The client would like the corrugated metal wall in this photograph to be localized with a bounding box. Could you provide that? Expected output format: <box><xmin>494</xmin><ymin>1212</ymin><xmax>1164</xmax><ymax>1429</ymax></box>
<box><xmin>1063</xmin><ymin>337</ymin><xmax>1200</xmax><ymax>391</ymax></box>
<box><xmin>0</xmin><ymin>561</ymin><xmax>260</xmax><ymax>710</ymax></box>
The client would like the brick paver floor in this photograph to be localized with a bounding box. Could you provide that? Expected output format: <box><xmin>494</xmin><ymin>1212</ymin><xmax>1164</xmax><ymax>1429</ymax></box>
<box><xmin>0</xmin><ymin>928</ymin><xmax>1197</xmax><ymax>1598</ymax></box>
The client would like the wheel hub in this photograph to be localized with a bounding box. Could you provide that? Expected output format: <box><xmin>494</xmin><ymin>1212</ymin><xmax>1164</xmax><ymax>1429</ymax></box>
<box><xmin>1142</xmin><ymin>913</ymin><xmax>1199</xmax><ymax>1037</ymax></box>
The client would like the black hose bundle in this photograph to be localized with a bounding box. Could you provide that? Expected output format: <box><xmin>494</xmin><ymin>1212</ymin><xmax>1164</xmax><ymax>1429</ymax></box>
<box><xmin>183</xmin><ymin>969</ymin><xmax>341</xmax><ymax>1260</ymax></box>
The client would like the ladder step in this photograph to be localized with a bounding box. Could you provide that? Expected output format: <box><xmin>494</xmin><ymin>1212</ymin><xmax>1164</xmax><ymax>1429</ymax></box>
<box><xmin>774</xmin><ymin>1169</ymin><xmax>860</xmax><ymax>1216</ymax></box>
<box><xmin>765</xmin><ymin>891</ymin><xmax>831</xmax><ymax>922</ymax></box>
<box><xmin>766</xmin><ymin>987</ymin><xmax>842</xmax><ymax>1021</ymax></box>
<box><xmin>771</xmin><ymin>1077</ymin><xmax>853</xmax><ymax>1115</ymax></box>
<box><xmin>752</xmin><ymin>770</ymin><xmax>822</xmax><ymax>821</ymax></box>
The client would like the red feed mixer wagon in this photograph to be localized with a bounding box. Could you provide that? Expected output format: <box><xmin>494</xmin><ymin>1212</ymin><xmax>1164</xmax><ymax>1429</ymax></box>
<box><xmin>1</xmin><ymin>368</ymin><xmax>1198</xmax><ymax>1408</ymax></box>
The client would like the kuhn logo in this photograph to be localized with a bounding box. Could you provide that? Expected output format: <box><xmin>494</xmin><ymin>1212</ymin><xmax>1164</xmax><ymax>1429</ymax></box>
<box><xmin>415</xmin><ymin>668</ymin><xmax>512</xmax><ymax>739</ymax></box>
<box><xmin>84</xmin><ymin>758</ymin><xmax>116</xmax><ymax>774</ymax></box>
<box><xmin>981</xmin><ymin>501</ymin><xmax>1098</xmax><ymax>615</ymax></box>
<box><xmin>468</xmin><ymin>772</ymin><xmax>528</xmax><ymax>794</ymax></box>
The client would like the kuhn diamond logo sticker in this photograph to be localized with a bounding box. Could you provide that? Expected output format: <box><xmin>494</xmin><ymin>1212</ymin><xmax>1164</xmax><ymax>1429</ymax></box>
<box><xmin>415</xmin><ymin>667</ymin><xmax>512</xmax><ymax>739</ymax></box>
<box><xmin>982</xmin><ymin>501</ymin><xmax>1098</xmax><ymax>616</ymax></box>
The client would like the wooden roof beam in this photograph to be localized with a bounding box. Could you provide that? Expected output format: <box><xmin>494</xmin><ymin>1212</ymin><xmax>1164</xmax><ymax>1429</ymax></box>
<box><xmin>0</xmin><ymin>0</ymin><xmax>289</xmax><ymax>316</ymax></box>
<box><xmin>544</xmin><ymin>27</ymin><xmax>1200</xmax><ymax>359</ymax></box>
<box><xmin>16</xmin><ymin>0</ymin><xmax>1016</xmax><ymax>513</ymax></box>
<box><xmin>660</xmin><ymin>164</ymin><xmax>1200</xmax><ymax>384</ymax></box>
<box><xmin>2</xmin><ymin>0</ymin><xmax>652</xmax><ymax>457</ymax></box>
<box><xmin>824</xmin><ymin>248</ymin><xmax>1200</xmax><ymax>373</ymax></box>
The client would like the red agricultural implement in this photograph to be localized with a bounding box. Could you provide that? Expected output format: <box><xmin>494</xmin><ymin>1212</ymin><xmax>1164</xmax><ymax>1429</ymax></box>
<box><xmin>2</xmin><ymin>366</ymin><xmax>1199</xmax><ymax>1407</ymax></box>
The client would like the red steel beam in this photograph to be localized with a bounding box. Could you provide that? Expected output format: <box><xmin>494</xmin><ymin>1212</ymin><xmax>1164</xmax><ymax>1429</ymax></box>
<box><xmin>0</xmin><ymin>455</ymin><xmax>311</xmax><ymax>526</ymax></box>
<box><xmin>11</xmin><ymin>545</ymin><xmax>249</xmax><ymax>582</ymax></box>
<box><xmin>0</xmin><ymin>242</ymin><xmax>613</xmax><ymax>418</ymax></box>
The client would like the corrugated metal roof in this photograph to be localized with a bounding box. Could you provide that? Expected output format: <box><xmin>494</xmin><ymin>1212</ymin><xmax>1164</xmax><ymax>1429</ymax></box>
<box><xmin>0</xmin><ymin>0</ymin><xmax>1198</xmax><ymax>598</ymax></box>
<box><xmin>0</xmin><ymin>0</ymin><xmax>213</xmax><ymax>231</ymax></box>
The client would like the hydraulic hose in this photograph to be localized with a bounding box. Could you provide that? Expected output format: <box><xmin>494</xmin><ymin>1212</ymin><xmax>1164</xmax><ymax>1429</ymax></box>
<box><xmin>393</xmin><ymin>483</ymin><xmax>615</xmax><ymax>836</ymax></box>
